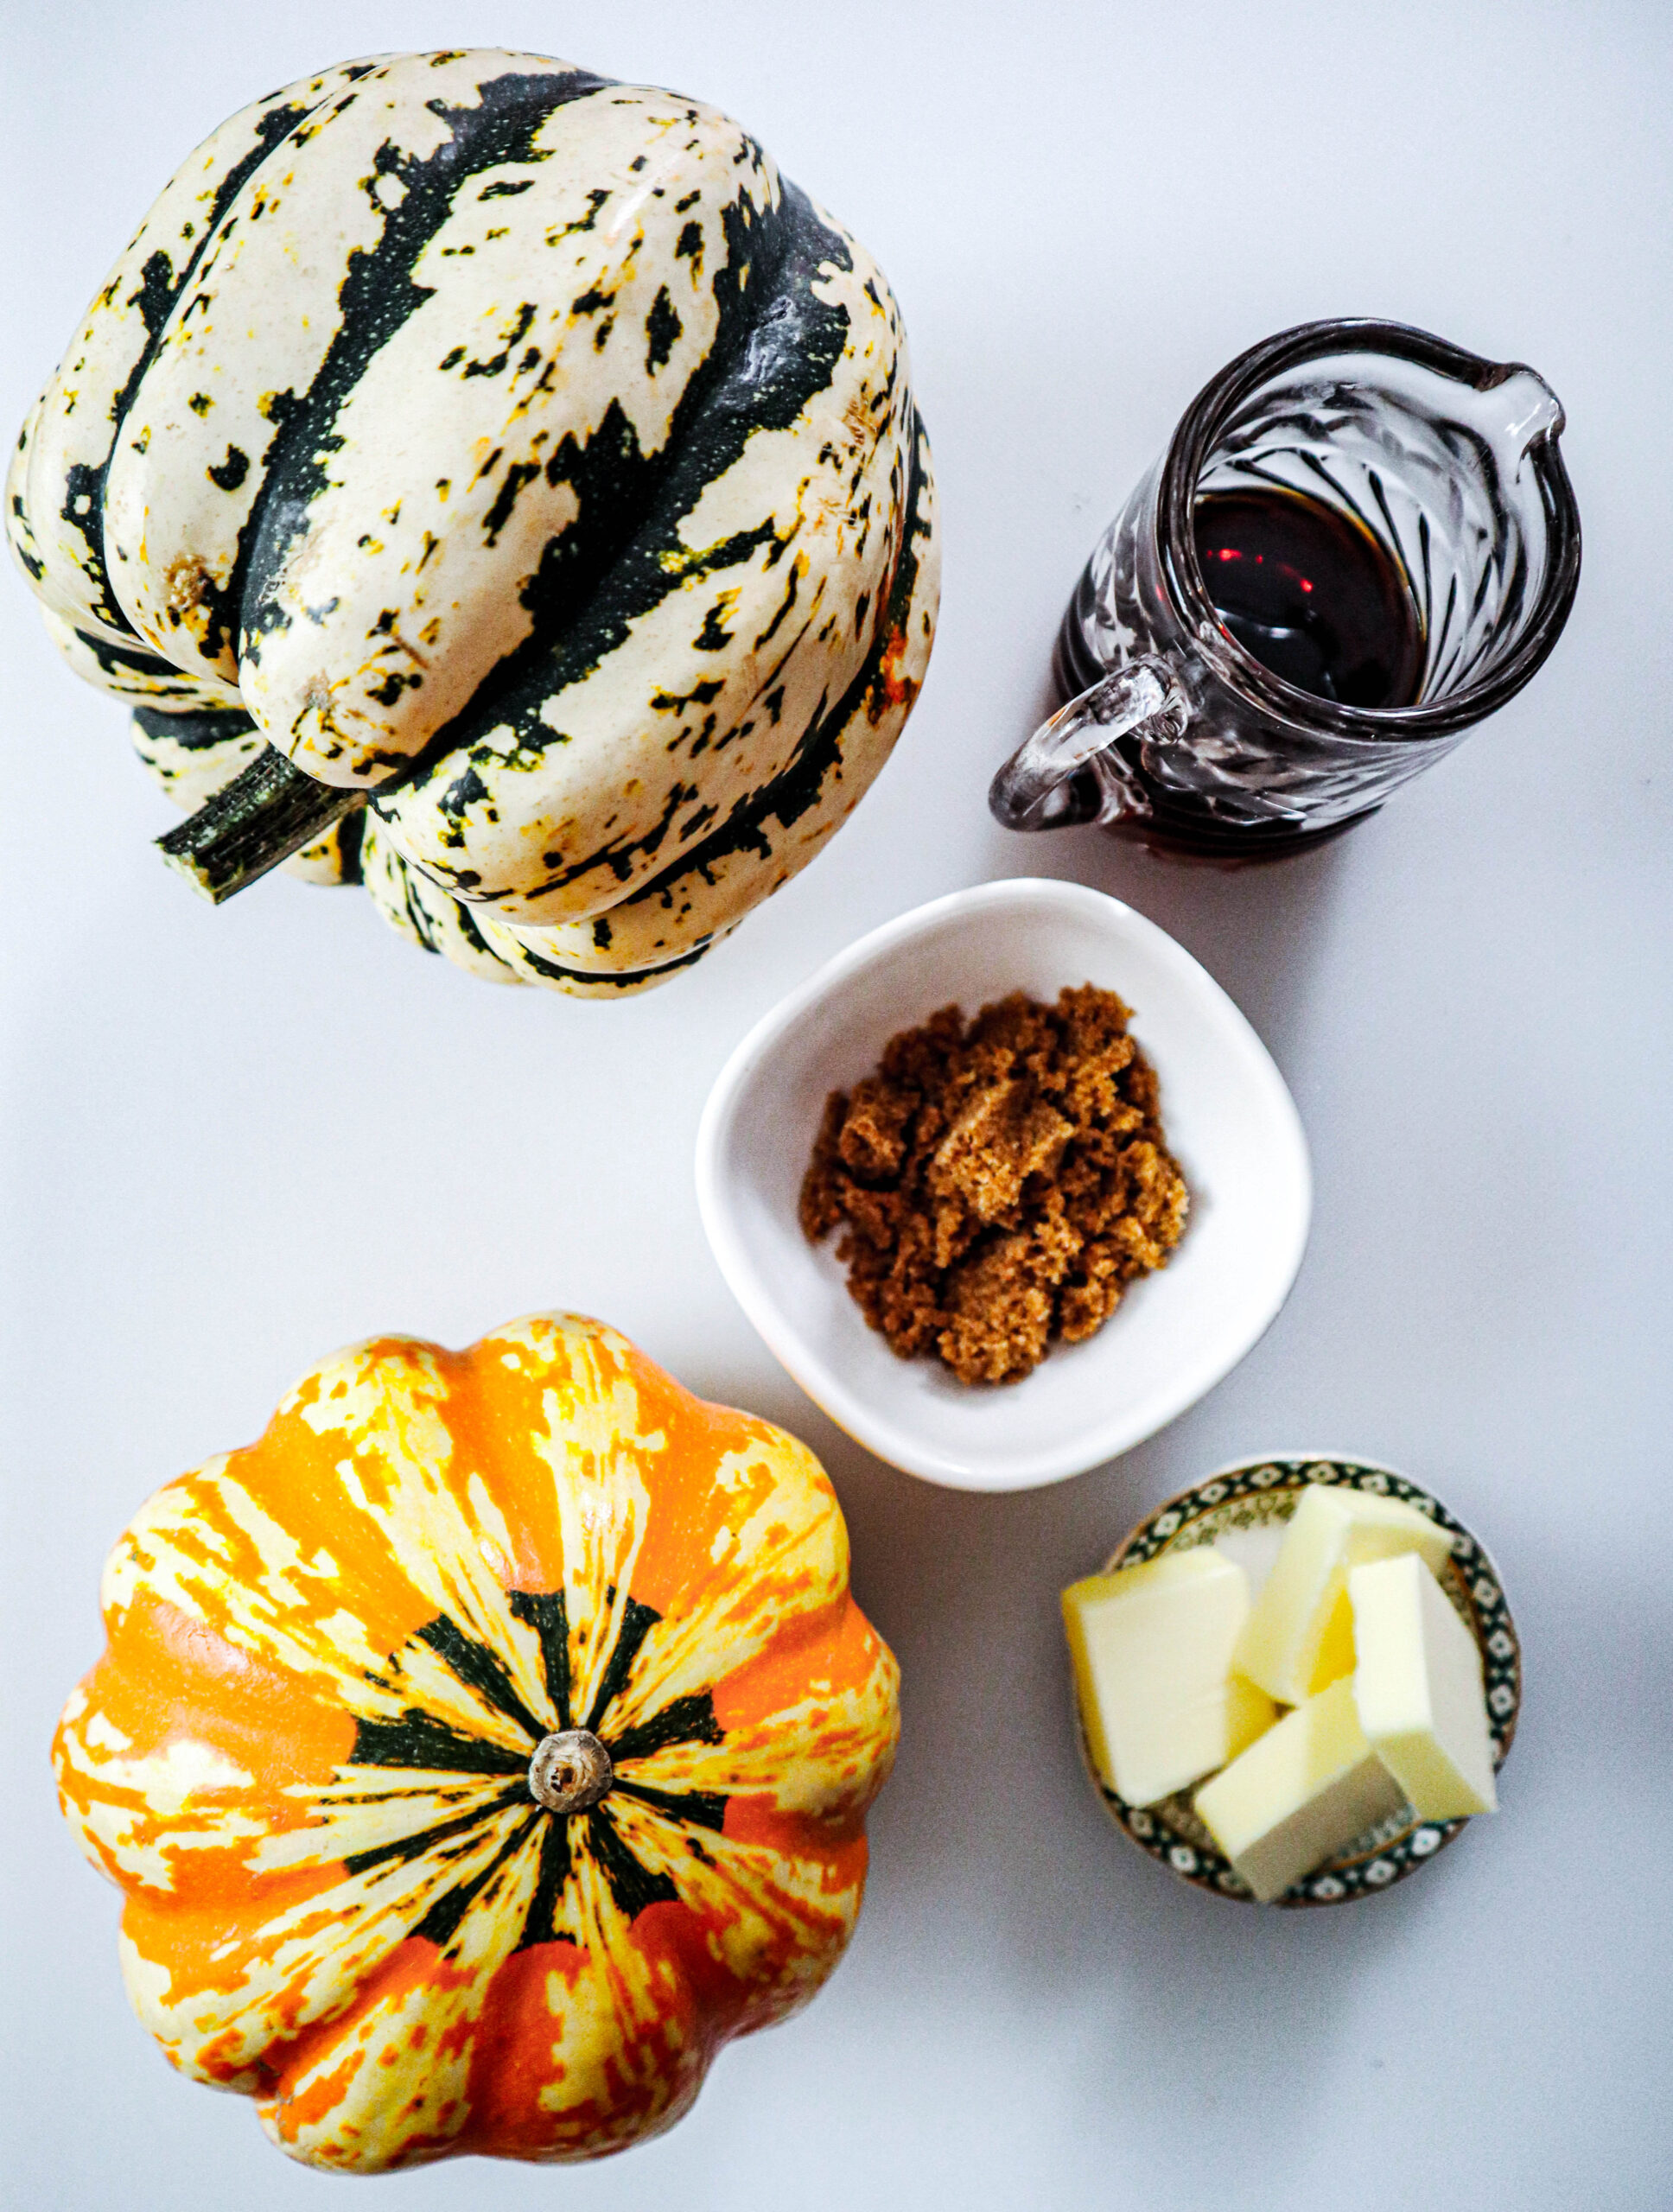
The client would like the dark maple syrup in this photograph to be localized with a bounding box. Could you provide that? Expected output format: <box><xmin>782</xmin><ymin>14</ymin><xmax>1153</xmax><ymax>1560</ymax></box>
<box><xmin>1193</xmin><ymin>486</ymin><xmax>1425</xmax><ymax>709</ymax></box>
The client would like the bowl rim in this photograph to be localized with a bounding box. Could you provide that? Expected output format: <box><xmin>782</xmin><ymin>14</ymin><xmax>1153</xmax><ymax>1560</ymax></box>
<box><xmin>1073</xmin><ymin>1452</ymin><xmax>1521</xmax><ymax>1906</ymax></box>
<box><xmin>695</xmin><ymin>877</ymin><xmax>1313</xmax><ymax>1489</ymax></box>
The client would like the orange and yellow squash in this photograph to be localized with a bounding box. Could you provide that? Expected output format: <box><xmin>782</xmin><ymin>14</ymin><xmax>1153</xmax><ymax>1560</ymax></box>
<box><xmin>53</xmin><ymin>1314</ymin><xmax>898</xmax><ymax>2171</ymax></box>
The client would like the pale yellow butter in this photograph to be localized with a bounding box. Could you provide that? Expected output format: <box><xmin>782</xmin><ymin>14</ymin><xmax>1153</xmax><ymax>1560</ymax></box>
<box><xmin>1062</xmin><ymin>1550</ymin><xmax>1277</xmax><ymax>1808</ymax></box>
<box><xmin>1232</xmin><ymin>1484</ymin><xmax>1454</xmax><ymax>1705</ymax></box>
<box><xmin>1193</xmin><ymin>1676</ymin><xmax>1408</xmax><ymax>1903</ymax></box>
<box><xmin>1350</xmin><ymin>1553</ymin><xmax>1498</xmax><ymax>1819</ymax></box>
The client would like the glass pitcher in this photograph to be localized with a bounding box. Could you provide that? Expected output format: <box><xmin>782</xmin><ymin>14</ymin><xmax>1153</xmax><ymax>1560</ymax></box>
<box><xmin>989</xmin><ymin>319</ymin><xmax>1581</xmax><ymax>857</ymax></box>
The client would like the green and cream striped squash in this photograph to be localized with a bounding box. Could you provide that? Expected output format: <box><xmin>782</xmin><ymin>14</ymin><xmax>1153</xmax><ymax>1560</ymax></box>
<box><xmin>8</xmin><ymin>51</ymin><xmax>938</xmax><ymax>994</ymax></box>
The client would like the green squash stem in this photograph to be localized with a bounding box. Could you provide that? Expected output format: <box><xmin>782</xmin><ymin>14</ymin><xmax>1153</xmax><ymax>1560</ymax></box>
<box><xmin>156</xmin><ymin>746</ymin><xmax>366</xmax><ymax>903</ymax></box>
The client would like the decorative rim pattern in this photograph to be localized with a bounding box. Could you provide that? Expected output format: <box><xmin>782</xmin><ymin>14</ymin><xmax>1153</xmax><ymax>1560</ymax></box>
<box><xmin>1076</xmin><ymin>1456</ymin><xmax>1520</xmax><ymax>1908</ymax></box>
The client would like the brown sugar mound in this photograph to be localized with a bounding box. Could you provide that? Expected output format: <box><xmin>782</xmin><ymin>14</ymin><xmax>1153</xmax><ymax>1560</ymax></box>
<box><xmin>799</xmin><ymin>986</ymin><xmax>1189</xmax><ymax>1385</ymax></box>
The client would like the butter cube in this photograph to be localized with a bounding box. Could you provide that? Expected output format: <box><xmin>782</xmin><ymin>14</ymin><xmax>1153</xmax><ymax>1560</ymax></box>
<box><xmin>1062</xmin><ymin>1550</ymin><xmax>1277</xmax><ymax>1808</ymax></box>
<box><xmin>1232</xmin><ymin>1484</ymin><xmax>1454</xmax><ymax>1705</ymax></box>
<box><xmin>1194</xmin><ymin>1676</ymin><xmax>1408</xmax><ymax>1903</ymax></box>
<box><xmin>1350</xmin><ymin>1554</ymin><xmax>1498</xmax><ymax>1818</ymax></box>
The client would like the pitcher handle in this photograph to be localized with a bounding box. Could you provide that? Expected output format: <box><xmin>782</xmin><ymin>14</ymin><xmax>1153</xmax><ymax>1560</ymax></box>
<box><xmin>989</xmin><ymin>657</ymin><xmax>1193</xmax><ymax>831</ymax></box>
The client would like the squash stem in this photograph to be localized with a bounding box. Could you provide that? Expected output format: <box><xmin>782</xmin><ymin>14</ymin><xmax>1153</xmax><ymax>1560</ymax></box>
<box><xmin>529</xmin><ymin>1730</ymin><xmax>614</xmax><ymax>1814</ymax></box>
<box><xmin>156</xmin><ymin>746</ymin><xmax>366</xmax><ymax>904</ymax></box>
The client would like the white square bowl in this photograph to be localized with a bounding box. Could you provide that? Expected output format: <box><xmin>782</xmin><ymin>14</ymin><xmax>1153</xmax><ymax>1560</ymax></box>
<box><xmin>695</xmin><ymin>879</ymin><xmax>1311</xmax><ymax>1490</ymax></box>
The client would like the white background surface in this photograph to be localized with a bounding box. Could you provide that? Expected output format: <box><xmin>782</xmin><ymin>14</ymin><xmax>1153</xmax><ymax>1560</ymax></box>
<box><xmin>2</xmin><ymin>3</ymin><xmax>1670</xmax><ymax>2204</ymax></box>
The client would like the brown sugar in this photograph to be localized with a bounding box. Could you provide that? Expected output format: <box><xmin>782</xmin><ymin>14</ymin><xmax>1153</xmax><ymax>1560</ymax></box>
<box><xmin>799</xmin><ymin>986</ymin><xmax>1189</xmax><ymax>1385</ymax></box>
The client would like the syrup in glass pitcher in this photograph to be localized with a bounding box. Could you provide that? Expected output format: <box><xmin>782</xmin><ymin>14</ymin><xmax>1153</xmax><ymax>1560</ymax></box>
<box><xmin>990</xmin><ymin>320</ymin><xmax>1581</xmax><ymax>857</ymax></box>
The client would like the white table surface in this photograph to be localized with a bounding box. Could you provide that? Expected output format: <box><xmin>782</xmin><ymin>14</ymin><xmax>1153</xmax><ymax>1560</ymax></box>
<box><xmin>3</xmin><ymin>3</ymin><xmax>1670</xmax><ymax>2204</ymax></box>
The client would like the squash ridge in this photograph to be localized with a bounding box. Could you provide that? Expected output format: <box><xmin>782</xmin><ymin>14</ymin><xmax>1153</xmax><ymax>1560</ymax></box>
<box><xmin>237</xmin><ymin>68</ymin><xmax>619</xmax><ymax>711</ymax></box>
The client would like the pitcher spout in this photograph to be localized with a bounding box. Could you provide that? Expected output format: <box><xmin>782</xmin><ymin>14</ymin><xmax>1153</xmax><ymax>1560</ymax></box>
<box><xmin>1473</xmin><ymin>361</ymin><xmax>1566</xmax><ymax>469</ymax></box>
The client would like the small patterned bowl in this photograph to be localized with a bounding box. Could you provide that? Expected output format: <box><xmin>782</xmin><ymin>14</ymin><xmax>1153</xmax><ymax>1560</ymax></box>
<box><xmin>1076</xmin><ymin>1455</ymin><xmax>1521</xmax><ymax>1907</ymax></box>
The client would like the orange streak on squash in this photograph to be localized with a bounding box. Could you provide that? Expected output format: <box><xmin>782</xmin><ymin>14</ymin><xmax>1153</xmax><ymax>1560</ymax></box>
<box><xmin>703</xmin><ymin>1808</ymin><xmax>869</xmax><ymax>2035</ymax></box>
<box><xmin>869</xmin><ymin>612</ymin><xmax>920</xmax><ymax>719</ymax></box>
<box><xmin>446</xmin><ymin>1339</ymin><xmax>569</xmax><ymax>1592</ymax></box>
<box><xmin>621</xmin><ymin>1348</ymin><xmax>814</xmax><ymax>1618</ymax></box>
<box><xmin>714</xmin><ymin>1594</ymin><xmax>885</xmax><ymax>1736</ymax></box>
<box><xmin>261</xmin><ymin>1936</ymin><xmax>438</xmax><ymax>2142</ymax></box>
<box><xmin>607</xmin><ymin>1349</ymin><xmax>734</xmax><ymax>1613</ymax></box>
<box><xmin>721</xmin><ymin>1797</ymin><xmax>871</xmax><ymax>1878</ymax></box>
<box><xmin>220</xmin><ymin>1358</ymin><xmax>445</xmax><ymax>1658</ymax></box>
<box><xmin>87</xmin><ymin>1591</ymin><xmax>355</xmax><ymax>1786</ymax></box>
<box><xmin>456</xmin><ymin>1941</ymin><xmax>587</xmax><ymax>2156</ymax></box>
<box><xmin>536</xmin><ymin>1939</ymin><xmax>702</xmax><ymax>2158</ymax></box>
<box><xmin>628</xmin><ymin>1899</ymin><xmax>754</xmax><ymax>2053</ymax></box>
<box><xmin>55</xmin><ymin>1592</ymin><xmax>358</xmax><ymax>1901</ymax></box>
<box><xmin>123</xmin><ymin>1865</ymin><xmax>348</xmax><ymax>2028</ymax></box>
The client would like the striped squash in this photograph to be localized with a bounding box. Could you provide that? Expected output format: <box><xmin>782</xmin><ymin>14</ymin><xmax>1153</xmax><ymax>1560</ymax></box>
<box><xmin>53</xmin><ymin>1313</ymin><xmax>899</xmax><ymax>2170</ymax></box>
<box><xmin>8</xmin><ymin>52</ymin><xmax>938</xmax><ymax>994</ymax></box>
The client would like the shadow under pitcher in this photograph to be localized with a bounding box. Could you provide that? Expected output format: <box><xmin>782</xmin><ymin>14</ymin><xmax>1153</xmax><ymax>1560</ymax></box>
<box><xmin>989</xmin><ymin>319</ymin><xmax>1581</xmax><ymax>859</ymax></box>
